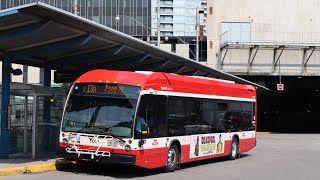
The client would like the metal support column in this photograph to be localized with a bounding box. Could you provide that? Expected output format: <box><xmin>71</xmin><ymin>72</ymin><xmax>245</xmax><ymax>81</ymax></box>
<box><xmin>0</xmin><ymin>58</ymin><xmax>11</xmax><ymax>158</ymax></box>
<box><xmin>302</xmin><ymin>47</ymin><xmax>315</xmax><ymax>75</ymax></box>
<box><xmin>24</xmin><ymin>96</ymin><xmax>28</xmax><ymax>153</ymax></box>
<box><xmin>273</xmin><ymin>46</ymin><xmax>285</xmax><ymax>72</ymax></box>
<box><xmin>43</xmin><ymin>64</ymin><xmax>51</xmax><ymax>153</ymax></box>
<box><xmin>247</xmin><ymin>46</ymin><xmax>259</xmax><ymax>72</ymax></box>
<box><xmin>220</xmin><ymin>46</ymin><xmax>229</xmax><ymax>70</ymax></box>
<box><xmin>32</xmin><ymin>93</ymin><xmax>37</xmax><ymax>159</ymax></box>
<box><xmin>23</xmin><ymin>65</ymin><xmax>28</xmax><ymax>83</ymax></box>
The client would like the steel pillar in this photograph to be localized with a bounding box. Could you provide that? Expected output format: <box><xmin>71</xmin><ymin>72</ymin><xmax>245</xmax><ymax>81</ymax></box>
<box><xmin>43</xmin><ymin>64</ymin><xmax>51</xmax><ymax>154</ymax></box>
<box><xmin>0</xmin><ymin>58</ymin><xmax>11</xmax><ymax>158</ymax></box>
<box><xmin>247</xmin><ymin>46</ymin><xmax>259</xmax><ymax>72</ymax></box>
<box><xmin>32</xmin><ymin>93</ymin><xmax>37</xmax><ymax>159</ymax></box>
<box><xmin>220</xmin><ymin>46</ymin><xmax>229</xmax><ymax>70</ymax></box>
<box><xmin>23</xmin><ymin>65</ymin><xmax>28</xmax><ymax>83</ymax></box>
<box><xmin>302</xmin><ymin>47</ymin><xmax>315</xmax><ymax>75</ymax></box>
<box><xmin>24</xmin><ymin>96</ymin><xmax>28</xmax><ymax>153</ymax></box>
<box><xmin>273</xmin><ymin>46</ymin><xmax>285</xmax><ymax>72</ymax></box>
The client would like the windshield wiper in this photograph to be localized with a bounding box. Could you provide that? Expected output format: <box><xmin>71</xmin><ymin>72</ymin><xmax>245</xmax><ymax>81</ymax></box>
<box><xmin>101</xmin><ymin>132</ymin><xmax>126</xmax><ymax>143</ymax></box>
<box><xmin>114</xmin><ymin>136</ymin><xmax>125</xmax><ymax>143</ymax></box>
<box><xmin>76</xmin><ymin>123</ymin><xmax>90</xmax><ymax>133</ymax></box>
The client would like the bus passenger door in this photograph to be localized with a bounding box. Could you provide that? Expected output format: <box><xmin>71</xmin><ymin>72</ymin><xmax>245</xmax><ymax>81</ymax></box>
<box><xmin>135</xmin><ymin>95</ymin><xmax>167</xmax><ymax>168</ymax></box>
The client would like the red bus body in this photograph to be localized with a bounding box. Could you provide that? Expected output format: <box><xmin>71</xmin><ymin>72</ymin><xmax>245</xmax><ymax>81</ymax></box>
<box><xmin>59</xmin><ymin>70</ymin><xmax>257</xmax><ymax>169</ymax></box>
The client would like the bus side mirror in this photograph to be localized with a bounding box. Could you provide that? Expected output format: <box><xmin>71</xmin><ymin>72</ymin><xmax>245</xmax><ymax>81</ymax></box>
<box><xmin>138</xmin><ymin>124</ymin><xmax>149</xmax><ymax>147</ymax></box>
<box><xmin>141</xmin><ymin>123</ymin><xmax>149</xmax><ymax>136</ymax></box>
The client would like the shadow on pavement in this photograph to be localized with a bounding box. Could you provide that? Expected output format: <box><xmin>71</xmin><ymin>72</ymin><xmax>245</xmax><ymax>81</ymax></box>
<box><xmin>57</xmin><ymin>154</ymin><xmax>251</xmax><ymax>178</ymax></box>
<box><xmin>57</xmin><ymin>163</ymin><xmax>162</xmax><ymax>178</ymax></box>
<box><xmin>0</xmin><ymin>154</ymin><xmax>59</xmax><ymax>166</ymax></box>
<box><xmin>180</xmin><ymin>153</ymin><xmax>251</xmax><ymax>170</ymax></box>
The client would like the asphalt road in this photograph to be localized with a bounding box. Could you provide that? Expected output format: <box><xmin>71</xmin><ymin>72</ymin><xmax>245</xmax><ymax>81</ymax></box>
<box><xmin>6</xmin><ymin>134</ymin><xmax>320</xmax><ymax>180</ymax></box>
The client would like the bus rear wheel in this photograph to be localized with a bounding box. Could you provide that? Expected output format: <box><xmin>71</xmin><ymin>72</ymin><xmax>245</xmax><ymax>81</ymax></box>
<box><xmin>165</xmin><ymin>144</ymin><xmax>179</xmax><ymax>172</ymax></box>
<box><xmin>229</xmin><ymin>138</ymin><xmax>239</xmax><ymax>160</ymax></box>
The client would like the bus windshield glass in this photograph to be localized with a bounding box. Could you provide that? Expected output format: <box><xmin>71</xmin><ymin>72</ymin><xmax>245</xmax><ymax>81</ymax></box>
<box><xmin>61</xmin><ymin>83</ymin><xmax>141</xmax><ymax>138</ymax></box>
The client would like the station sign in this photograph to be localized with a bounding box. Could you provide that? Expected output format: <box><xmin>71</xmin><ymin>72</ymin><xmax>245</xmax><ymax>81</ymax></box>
<box><xmin>277</xmin><ymin>83</ymin><xmax>284</xmax><ymax>91</ymax></box>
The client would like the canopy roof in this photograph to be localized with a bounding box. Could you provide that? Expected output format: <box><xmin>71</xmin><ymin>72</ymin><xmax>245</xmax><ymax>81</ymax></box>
<box><xmin>0</xmin><ymin>83</ymin><xmax>63</xmax><ymax>96</ymax></box>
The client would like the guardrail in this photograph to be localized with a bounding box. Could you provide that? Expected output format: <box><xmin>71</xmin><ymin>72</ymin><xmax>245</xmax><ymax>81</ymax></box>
<box><xmin>220</xmin><ymin>31</ymin><xmax>320</xmax><ymax>45</ymax></box>
<box><xmin>206</xmin><ymin>63</ymin><xmax>320</xmax><ymax>76</ymax></box>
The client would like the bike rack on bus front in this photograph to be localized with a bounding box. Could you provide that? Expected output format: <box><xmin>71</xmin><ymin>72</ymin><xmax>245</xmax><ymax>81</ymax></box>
<box><xmin>65</xmin><ymin>133</ymin><xmax>113</xmax><ymax>159</ymax></box>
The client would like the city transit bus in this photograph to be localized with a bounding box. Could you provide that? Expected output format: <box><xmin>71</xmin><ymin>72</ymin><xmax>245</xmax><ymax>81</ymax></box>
<box><xmin>59</xmin><ymin>70</ymin><xmax>257</xmax><ymax>172</ymax></box>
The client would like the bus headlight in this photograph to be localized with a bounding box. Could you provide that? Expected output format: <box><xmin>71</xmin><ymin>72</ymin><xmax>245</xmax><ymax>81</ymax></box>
<box><xmin>124</xmin><ymin>144</ymin><xmax>131</xmax><ymax>152</ymax></box>
<box><xmin>62</xmin><ymin>138</ymin><xmax>69</xmax><ymax>145</ymax></box>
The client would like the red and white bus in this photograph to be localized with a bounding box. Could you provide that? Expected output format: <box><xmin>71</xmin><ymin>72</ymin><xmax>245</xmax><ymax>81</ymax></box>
<box><xmin>59</xmin><ymin>70</ymin><xmax>257</xmax><ymax>172</ymax></box>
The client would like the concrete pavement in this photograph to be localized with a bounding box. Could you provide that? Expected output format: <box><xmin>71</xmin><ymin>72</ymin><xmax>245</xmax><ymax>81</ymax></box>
<box><xmin>0</xmin><ymin>158</ymin><xmax>74</xmax><ymax>177</ymax></box>
<box><xmin>3</xmin><ymin>134</ymin><xmax>320</xmax><ymax>180</ymax></box>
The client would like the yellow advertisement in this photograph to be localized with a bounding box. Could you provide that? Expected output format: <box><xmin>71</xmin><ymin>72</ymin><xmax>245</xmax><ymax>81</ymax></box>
<box><xmin>190</xmin><ymin>134</ymin><xmax>225</xmax><ymax>158</ymax></box>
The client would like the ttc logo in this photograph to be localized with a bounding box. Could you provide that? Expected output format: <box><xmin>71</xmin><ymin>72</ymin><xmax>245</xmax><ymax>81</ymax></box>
<box><xmin>152</xmin><ymin>140</ymin><xmax>159</xmax><ymax>146</ymax></box>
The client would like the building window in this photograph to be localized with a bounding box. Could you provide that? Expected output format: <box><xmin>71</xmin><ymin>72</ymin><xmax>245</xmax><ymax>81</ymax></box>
<box><xmin>171</xmin><ymin>43</ymin><xmax>176</xmax><ymax>53</ymax></box>
<box><xmin>160</xmin><ymin>7</ymin><xmax>173</xmax><ymax>14</ymax></box>
<box><xmin>221</xmin><ymin>22</ymin><xmax>251</xmax><ymax>43</ymax></box>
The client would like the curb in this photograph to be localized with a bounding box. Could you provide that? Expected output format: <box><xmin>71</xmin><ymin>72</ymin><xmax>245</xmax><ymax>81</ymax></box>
<box><xmin>256</xmin><ymin>132</ymin><xmax>272</xmax><ymax>134</ymax></box>
<box><xmin>0</xmin><ymin>160</ymin><xmax>76</xmax><ymax>177</ymax></box>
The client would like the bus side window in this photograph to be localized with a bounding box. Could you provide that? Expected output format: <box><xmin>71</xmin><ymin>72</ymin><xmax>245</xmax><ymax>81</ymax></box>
<box><xmin>168</xmin><ymin>98</ymin><xmax>185</xmax><ymax>136</ymax></box>
<box><xmin>168</xmin><ymin>97</ymin><xmax>202</xmax><ymax>136</ymax></box>
<box><xmin>241</xmin><ymin>102</ymin><xmax>254</xmax><ymax>130</ymax></box>
<box><xmin>202</xmin><ymin>100</ymin><xmax>221</xmax><ymax>133</ymax></box>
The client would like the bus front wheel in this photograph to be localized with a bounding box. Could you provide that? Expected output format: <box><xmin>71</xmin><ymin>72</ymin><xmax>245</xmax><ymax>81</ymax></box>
<box><xmin>229</xmin><ymin>138</ymin><xmax>239</xmax><ymax>160</ymax></box>
<box><xmin>165</xmin><ymin>144</ymin><xmax>179</xmax><ymax>172</ymax></box>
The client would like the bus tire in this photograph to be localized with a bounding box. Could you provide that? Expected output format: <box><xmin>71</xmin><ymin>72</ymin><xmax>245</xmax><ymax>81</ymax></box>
<box><xmin>229</xmin><ymin>138</ymin><xmax>239</xmax><ymax>160</ymax></box>
<box><xmin>165</xmin><ymin>144</ymin><xmax>179</xmax><ymax>172</ymax></box>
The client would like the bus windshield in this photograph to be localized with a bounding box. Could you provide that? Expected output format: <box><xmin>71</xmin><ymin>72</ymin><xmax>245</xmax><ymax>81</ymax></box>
<box><xmin>61</xmin><ymin>83</ymin><xmax>140</xmax><ymax>138</ymax></box>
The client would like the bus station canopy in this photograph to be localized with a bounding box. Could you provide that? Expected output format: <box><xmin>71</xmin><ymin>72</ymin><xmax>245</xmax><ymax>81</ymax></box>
<box><xmin>0</xmin><ymin>2</ymin><xmax>267</xmax><ymax>90</ymax></box>
<box><xmin>0</xmin><ymin>83</ymin><xmax>62</xmax><ymax>96</ymax></box>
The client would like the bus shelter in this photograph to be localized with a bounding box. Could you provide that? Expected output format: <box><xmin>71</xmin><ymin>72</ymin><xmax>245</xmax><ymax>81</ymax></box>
<box><xmin>0</xmin><ymin>83</ymin><xmax>65</xmax><ymax>159</ymax></box>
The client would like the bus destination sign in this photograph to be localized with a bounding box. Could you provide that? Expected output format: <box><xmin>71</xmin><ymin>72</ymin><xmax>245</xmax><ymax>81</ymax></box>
<box><xmin>74</xmin><ymin>83</ymin><xmax>125</xmax><ymax>96</ymax></box>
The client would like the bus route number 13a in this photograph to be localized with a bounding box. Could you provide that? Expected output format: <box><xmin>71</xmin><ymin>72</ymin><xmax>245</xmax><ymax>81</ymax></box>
<box><xmin>85</xmin><ymin>84</ymin><xmax>97</xmax><ymax>93</ymax></box>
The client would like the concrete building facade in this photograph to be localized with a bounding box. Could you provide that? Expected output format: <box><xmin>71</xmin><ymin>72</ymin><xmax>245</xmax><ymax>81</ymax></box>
<box><xmin>207</xmin><ymin>0</ymin><xmax>320</xmax><ymax>76</ymax></box>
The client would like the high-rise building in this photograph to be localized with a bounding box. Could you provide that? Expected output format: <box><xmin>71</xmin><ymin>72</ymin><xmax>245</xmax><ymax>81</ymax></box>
<box><xmin>150</xmin><ymin>0</ymin><xmax>207</xmax><ymax>61</ymax></box>
<box><xmin>151</xmin><ymin>0</ymin><xmax>207</xmax><ymax>37</ymax></box>
<box><xmin>0</xmin><ymin>0</ymin><xmax>152</xmax><ymax>39</ymax></box>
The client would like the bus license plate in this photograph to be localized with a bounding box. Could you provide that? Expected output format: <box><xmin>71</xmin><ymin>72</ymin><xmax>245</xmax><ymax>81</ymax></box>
<box><xmin>107</xmin><ymin>140</ymin><xmax>123</xmax><ymax>147</ymax></box>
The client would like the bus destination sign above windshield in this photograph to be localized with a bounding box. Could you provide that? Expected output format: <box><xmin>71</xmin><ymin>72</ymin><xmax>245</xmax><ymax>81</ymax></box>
<box><xmin>74</xmin><ymin>83</ymin><xmax>125</xmax><ymax>95</ymax></box>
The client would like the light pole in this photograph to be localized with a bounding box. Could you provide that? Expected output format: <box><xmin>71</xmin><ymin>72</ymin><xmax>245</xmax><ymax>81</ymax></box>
<box><xmin>157</xmin><ymin>0</ymin><xmax>161</xmax><ymax>47</ymax></box>
<box><xmin>115</xmin><ymin>14</ymin><xmax>152</xmax><ymax>39</ymax></box>
<box><xmin>115</xmin><ymin>15</ymin><xmax>120</xmax><ymax>31</ymax></box>
<box><xmin>196</xmin><ymin>7</ymin><xmax>199</xmax><ymax>62</ymax></box>
<box><xmin>74</xmin><ymin>0</ymin><xmax>78</xmax><ymax>15</ymax></box>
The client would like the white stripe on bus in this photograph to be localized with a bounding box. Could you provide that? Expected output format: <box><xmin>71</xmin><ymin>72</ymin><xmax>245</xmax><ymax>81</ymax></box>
<box><xmin>140</xmin><ymin>90</ymin><xmax>255</xmax><ymax>102</ymax></box>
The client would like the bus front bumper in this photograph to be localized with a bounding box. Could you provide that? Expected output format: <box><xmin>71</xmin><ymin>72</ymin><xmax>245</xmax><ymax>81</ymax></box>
<box><xmin>58</xmin><ymin>148</ymin><xmax>136</xmax><ymax>166</ymax></box>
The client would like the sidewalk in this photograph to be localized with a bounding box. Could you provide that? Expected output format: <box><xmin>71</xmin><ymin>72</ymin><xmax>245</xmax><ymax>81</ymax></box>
<box><xmin>0</xmin><ymin>157</ymin><xmax>75</xmax><ymax>177</ymax></box>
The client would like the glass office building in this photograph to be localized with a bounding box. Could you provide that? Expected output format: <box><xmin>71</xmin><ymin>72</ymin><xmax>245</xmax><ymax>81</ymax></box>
<box><xmin>151</xmin><ymin>0</ymin><xmax>207</xmax><ymax>37</ymax></box>
<box><xmin>150</xmin><ymin>0</ymin><xmax>207</xmax><ymax>61</ymax></box>
<box><xmin>0</xmin><ymin>0</ymin><xmax>152</xmax><ymax>38</ymax></box>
